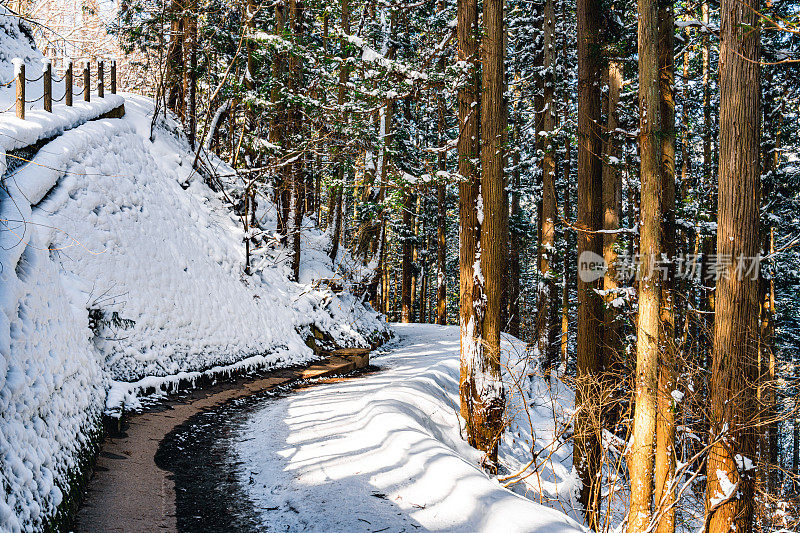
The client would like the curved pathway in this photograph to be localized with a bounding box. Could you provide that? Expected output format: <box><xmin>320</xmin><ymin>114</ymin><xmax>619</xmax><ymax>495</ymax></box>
<box><xmin>73</xmin><ymin>356</ymin><xmax>366</xmax><ymax>533</ymax></box>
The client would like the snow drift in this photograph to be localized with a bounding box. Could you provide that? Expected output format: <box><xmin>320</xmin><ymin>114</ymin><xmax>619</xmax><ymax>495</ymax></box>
<box><xmin>0</xmin><ymin>11</ymin><xmax>387</xmax><ymax>531</ymax></box>
<box><xmin>234</xmin><ymin>324</ymin><xmax>586</xmax><ymax>532</ymax></box>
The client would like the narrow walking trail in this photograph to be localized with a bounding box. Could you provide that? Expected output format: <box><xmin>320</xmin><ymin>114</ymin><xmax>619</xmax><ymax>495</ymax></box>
<box><xmin>74</xmin><ymin>325</ymin><xmax>586</xmax><ymax>533</ymax></box>
<box><xmin>73</xmin><ymin>356</ymin><xmax>370</xmax><ymax>533</ymax></box>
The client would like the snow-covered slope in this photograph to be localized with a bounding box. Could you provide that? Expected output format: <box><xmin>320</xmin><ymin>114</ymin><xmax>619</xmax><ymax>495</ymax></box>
<box><xmin>234</xmin><ymin>324</ymin><xmax>585</xmax><ymax>533</ymax></box>
<box><xmin>0</xmin><ymin>26</ymin><xmax>387</xmax><ymax>532</ymax></box>
<box><xmin>31</xmin><ymin>96</ymin><xmax>387</xmax><ymax>386</ymax></box>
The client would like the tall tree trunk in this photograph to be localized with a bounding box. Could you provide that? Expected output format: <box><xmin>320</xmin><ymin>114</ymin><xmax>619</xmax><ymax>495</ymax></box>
<box><xmin>436</xmin><ymin>89</ymin><xmax>448</xmax><ymax>325</ymax></box>
<box><xmin>436</xmin><ymin>30</ymin><xmax>448</xmax><ymax>326</ymax></box>
<box><xmin>574</xmin><ymin>0</ymin><xmax>605</xmax><ymax>522</ymax></box>
<box><xmin>679</xmin><ymin>26</ymin><xmax>694</xmax><ymax>372</ymax></box>
<box><xmin>758</xmin><ymin>228</ymin><xmax>776</xmax><ymax>487</ymax></box>
<box><xmin>271</xmin><ymin>2</ymin><xmax>288</xmax><ymax>239</ymax></box>
<box><xmin>628</xmin><ymin>0</ymin><xmax>663</xmax><ymax>528</ymax></box>
<box><xmin>328</xmin><ymin>0</ymin><xmax>352</xmax><ymax>262</ymax></box>
<box><xmin>794</xmin><ymin>412</ymin><xmax>800</xmax><ymax>475</ymax></box>
<box><xmin>185</xmin><ymin>7</ymin><xmax>197</xmax><ymax>148</ymax></box>
<box><xmin>680</xmin><ymin>27</ymin><xmax>691</xmax><ymax>200</ymax></box>
<box><xmin>559</xmin><ymin>0</ymin><xmax>572</xmax><ymax>369</ymax></box>
<box><xmin>476</xmin><ymin>0</ymin><xmax>506</xmax><ymax>469</ymax></box>
<box><xmin>166</xmin><ymin>0</ymin><xmax>184</xmax><ymax>116</ymax></box>
<box><xmin>360</xmin><ymin>9</ymin><xmax>398</xmax><ymax>285</ymax></box>
<box><xmin>401</xmin><ymin>188</ymin><xmax>414</xmax><ymax>323</ymax></box>
<box><xmin>457</xmin><ymin>0</ymin><xmax>491</xmax><ymax>460</ymax></box>
<box><xmin>508</xmin><ymin>128</ymin><xmax>521</xmax><ymax>338</ymax></box>
<box><xmin>561</xmin><ymin>135</ymin><xmax>571</xmax><ymax>369</ymax></box>
<box><xmin>601</xmin><ymin>60</ymin><xmax>622</xmax><ymax>375</ymax></box>
<box><xmin>700</xmin><ymin>2</ymin><xmax>715</xmax><ymax>369</ymax></box>
<box><xmin>381</xmin><ymin>230</ymin><xmax>389</xmax><ymax>315</ymax></box>
<box><xmin>654</xmin><ymin>1</ymin><xmax>677</xmax><ymax>530</ymax></box>
<box><xmin>420</xmin><ymin>258</ymin><xmax>428</xmax><ymax>322</ymax></box>
<box><xmin>289</xmin><ymin>0</ymin><xmax>305</xmax><ymax>281</ymax></box>
<box><xmin>243</xmin><ymin>0</ymin><xmax>257</xmax><ymax>167</ymax></box>
<box><xmin>760</xmin><ymin>68</ymin><xmax>779</xmax><ymax>491</ymax></box>
<box><xmin>704</xmin><ymin>0</ymin><xmax>761</xmax><ymax>528</ymax></box>
<box><xmin>411</xmin><ymin>193</ymin><xmax>421</xmax><ymax>320</ymax></box>
<box><xmin>701</xmin><ymin>0</ymin><xmax>711</xmax><ymax>191</ymax></box>
<box><xmin>372</xmin><ymin>93</ymin><xmax>394</xmax><ymax>311</ymax></box>
<box><xmin>536</xmin><ymin>0</ymin><xmax>557</xmax><ymax>373</ymax></box>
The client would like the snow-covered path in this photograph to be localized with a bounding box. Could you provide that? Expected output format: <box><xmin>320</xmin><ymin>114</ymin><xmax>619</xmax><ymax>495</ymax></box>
<box><xmin>233</xmin><ymin>324</ymin><xmax>586</xmax><ymax>533</ymax></box>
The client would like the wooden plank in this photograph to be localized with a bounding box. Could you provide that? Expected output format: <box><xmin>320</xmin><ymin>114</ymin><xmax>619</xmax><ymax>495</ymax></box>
<box><xmin>327</xmin><ymin>348</ymin><xmax>370</xmax><ymax>356</ymax></box>
<box><xmin>300</xmin><ymin>357</ymin><xmax>356</xmax><ymax>379</ymax></box>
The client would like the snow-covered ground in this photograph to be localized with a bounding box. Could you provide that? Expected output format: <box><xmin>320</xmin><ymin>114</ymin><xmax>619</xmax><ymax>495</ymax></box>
<box><xmin>233</xmin><ymin>324</ymin><xmax>587</xmax><ymax>533</ymax></box>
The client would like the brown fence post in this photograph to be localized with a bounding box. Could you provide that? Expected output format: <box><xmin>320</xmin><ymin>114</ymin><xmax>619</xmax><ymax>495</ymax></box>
<box><xmin>83</xmin><ymin>61</ymin><xmax>90</xmax><ymax>102</ymax></box>
<box><xmin>111</xmin><ymin>60</ymin><xmax>116</xmax><ymax>94</ymax></box>
<box><xmin>97</xmin><ymin>60</ymin><xmax>104</xmax><ymax>98</ymax></box>
<box><xmin>14</xmin><ymin>59</ymin><xmax>24</xmax><ymax>120</ymax></box>
<box><xmin>43</xmin><ymin>60</ymin><xmax>52</xmax><ymax>112</ymax></box>
<box><xmin>65</xmin><ymin>61</ymin><xmax>73</xmax><ymax>106</ymax></box>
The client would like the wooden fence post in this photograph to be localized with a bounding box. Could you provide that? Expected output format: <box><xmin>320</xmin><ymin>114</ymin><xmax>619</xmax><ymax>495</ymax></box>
<box><xmin>65</xmin><ymin>62</ymin><xmax>73</xmax><ymax>106</ymax></box>
<box><xmin>111</xmin><ymin>60</ymin><xmax>116</xmax><ymax>94</ymax></box>
<box><xmin>83</xmin><ymin>61</ymin><xmax>90</xmax><ymax>102</ymax></box>
<box><xmin>43</xmin><ymin>59</ymin><xmax>52</xmax><ymax>112</ymax></box>
<box><xmin>13</xmin><ymin>59</ymin><xmax>24</xmax><ymax>120</ymax></box>
<box><xmin>98</xmin><ymin>60</ymin><xmax>104</xmax><ymax>98</ymax></box>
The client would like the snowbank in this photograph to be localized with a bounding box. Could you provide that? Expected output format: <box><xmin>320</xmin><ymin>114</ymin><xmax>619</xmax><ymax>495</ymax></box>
<box><xmin>0</xmin><ymin>20</ymin><xmax>387</xmax><ymax>530</ymax></box>
<box><xmin>233</xmin><ymin>324</ymin><xmax>585</xmax><ymax>532</ymax></box>
<box><xmin>0</xmin><ymin>214</ymin><xmax>105</xmax><ymax>533</ymax></box>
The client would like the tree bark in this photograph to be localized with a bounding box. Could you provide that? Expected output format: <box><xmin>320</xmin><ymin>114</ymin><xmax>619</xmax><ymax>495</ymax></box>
<box><xmin>601</xmin><ymin>60</ymin><xmax>622</xmax><ymax>374</ymax></box>
<box><xmin>536</xmin><ymin>0</ymin><xmax>557</xmax><ymax>373</ymax></box>
<box><xmin>561</xmin><ymin>134</ymin><xmax>571</xmax><ymax>370</ymax></box>
<box><xmin>436</xmin><ymin>88</ymin><xmax>448</xmax><ymax>325</ymax></box>
<box><xmin>289</xmin><ymin>0</ymin><xmax>305</xmax><ymax>282</ymax></box>
<box><xmin>759</xmin><ymin>68</ymin><xmax>779</xmax><ymax>491</ymax></box>
<box><xmin>185</xmin><ymin>6</ymin><xmax>197</xmax><ymax>148</ymax></box>
<box><xmin>654</xmin><ymin>1</ymin><xmax>677</xmax><ymax>530</ymax></box>
<box><xmin>702</xmin><ymin>1</ymin><xmax>711</xmax><ymax>192</ymax></box>
<box><xmin>627</xmin><ymin>0</ymin><xmax>663</xmax><ymax>528</ymax></box>
<box><xmin>508</xmin><ymin>128</ymin><xmax>522</xmax><ymax>338</ymax></box>
<box><xmin>794</xmin><ymin>411</ymin><xmax>800</xmax><ymax>475</ymax></box>
<box><xmin>680</xmin><ymin>27</ymin><xmax>692</xmax><ymax>200</ymax></box>
<box><xmin>401</xmin><ymin>187</ymin><xmax>414</xmax><ymax>323</ymax></box>
<box><xmin>328</xmin><ymin>0</ymin><xmax>352</xmax><ymax>263</ymax></box>
<box><xmin>271</xmin><ymin>2</ymin><xmax>290</xmax><ymax>241</ymax></box>
<box><xmin>475</xmin><ymin>0</ymin><xmax>506</xmax><ymax>469</ymax></box>
<box><xmin>704</xmin><ymin>0</ymin><xmax>761</xmax><ymax>528</ymax></box>
<box><xmin>436</xmin><ymin>26</ymin><xmax>448</xmax><ymax>326</ymax></box>
<box><xmin>411</xmin><ymin>193</ymin><xmax>421</xmax><ymax>320</ymax></box>
<box><xmin>758</xmin><ymin>228</ymin><xmax>776</xmax><ymax>488</ymax></box>
<box><xmin>574</xmin><ymin>0</ymin><xmax>605</xmax><ymax>522</ymax></box>
<box><xmin>457</xmin><ymin>0</ymin><xmax>493</xmax><ymax>462</ymax></box>
<box><xmin>166</xmin><ymin>0</ymin><xmax>184</xmax><ymax>116</ymax></box>
<box><xmin>457</xmin><ymin>0</ymin><xmax>481</xmax><ymax>413</ymax></box>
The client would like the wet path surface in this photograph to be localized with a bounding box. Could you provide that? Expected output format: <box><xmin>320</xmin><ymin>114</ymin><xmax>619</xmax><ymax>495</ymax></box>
<box><xmin>74</xmin><ymin>357</ymin><xmax>375</xmax><ymax>533</ymax></box>
<box><xmin>155</xmin><ymin>388</ymin><xmax>281</xmax><ymax>532</ymax></box>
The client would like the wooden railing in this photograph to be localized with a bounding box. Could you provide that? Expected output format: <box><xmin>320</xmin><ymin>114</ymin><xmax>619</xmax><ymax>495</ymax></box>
<box><xmin>10</xmin><ymin>59</ymin><xmax>118</xmax><ymax>120</ymax></box>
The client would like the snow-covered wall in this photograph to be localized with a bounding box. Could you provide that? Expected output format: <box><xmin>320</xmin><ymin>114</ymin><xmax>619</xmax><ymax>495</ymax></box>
<box><xmin>0</xmin><ymin>13</ymin><xmax>387</xmax><ymax>530</ymax></box>
<box><xmin>0</xmin><ymin>215</ymin><xmax>106</xmax><ymax>533</ymax></box>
